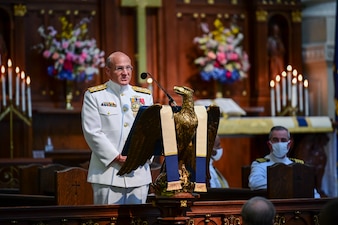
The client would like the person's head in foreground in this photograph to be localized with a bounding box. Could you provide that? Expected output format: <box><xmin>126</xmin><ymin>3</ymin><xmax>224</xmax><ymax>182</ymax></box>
<box><xmin>319</xmin><ymin>198</ymin><xmax>338</xmax><ymax>225</ymax></box>
<box><xmin>241</xmin><ymin>196</ymin><xmax>276</xmax><ymax>225</ymax></box>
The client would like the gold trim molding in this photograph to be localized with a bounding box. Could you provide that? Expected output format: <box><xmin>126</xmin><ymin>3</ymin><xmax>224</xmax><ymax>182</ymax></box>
<box><xmin>14</xmin><ymin>4</ymin><xmax>27</xmax><ymax>17</ymax></box>
<box><xmin>256</xmin><ymin>10</ymin><xmax>268</xmax><ymax>22</ymax></box>
<box><xmin>292</xmin><ymin>11</ymin><xmax>302</xmax><ymax>23</ymax></box>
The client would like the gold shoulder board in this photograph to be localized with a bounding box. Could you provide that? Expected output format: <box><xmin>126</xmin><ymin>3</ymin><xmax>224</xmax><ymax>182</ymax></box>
<box><xmin>88</xmin><ymin>84</ymin><xmax>107</xmax><ymax>93</ymax></box>
<box><xmin>290</xmin><ymin>158</ymin><xmax>304</xmax><ymax>164</ymax></box>
<box><xmin>256</xmin><ymin>158</ymin><xmax>269</xmax><ymax>163</ymax></box>
<box><xmin>132</xmin><ymin>86</ymin><xmax>151</xmax><ymax>95</ymax></box>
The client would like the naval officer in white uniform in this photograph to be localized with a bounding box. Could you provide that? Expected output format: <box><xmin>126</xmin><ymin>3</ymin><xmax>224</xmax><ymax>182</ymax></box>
<box><xmin>81</xmin><ymin>51</ymin><xmax>154</xmax><ymax>204</ymax></box>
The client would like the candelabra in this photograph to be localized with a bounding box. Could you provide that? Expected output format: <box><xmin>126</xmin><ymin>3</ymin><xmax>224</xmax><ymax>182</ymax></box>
<box><xmin>270</xmin><ymin>65</ymin><xmax>309</xmax><ymax>117</ymax></box>
<box><xmin>0</xmin><ymin>59</ymin><xmax>32</xmax><ymax>158</ymax></box>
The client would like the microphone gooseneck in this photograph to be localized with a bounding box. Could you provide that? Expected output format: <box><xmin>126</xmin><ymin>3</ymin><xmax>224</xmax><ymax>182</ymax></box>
<box><xmin>140</xmin><ymin>72</ymin><xmax>177</xmax><ymax>107</ymax></box>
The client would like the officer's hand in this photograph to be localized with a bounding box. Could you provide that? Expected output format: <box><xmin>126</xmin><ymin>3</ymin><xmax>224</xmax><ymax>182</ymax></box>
<box><xmin>114</xmin><ymin>154</ymin><xmax>127</xmax><ymax>164</ymax></box>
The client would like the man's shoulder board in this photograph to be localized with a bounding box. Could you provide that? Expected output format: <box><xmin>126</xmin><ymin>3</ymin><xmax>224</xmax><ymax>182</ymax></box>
<box><xmin>132</xmin><ymin>86</ymin><xmax>151</xmax><ymax>95</ymax></box>
<box><xmin>88</xmin><ymin>84</ymin><xmax>107</xmax><ymax>93</ymax></box>
<box><xmin>256</xmin><ymin>158</ymin><xmax>270</xmax><ymax>163</ymax></box>
<box><xmin>290</xmin><ymin>158</ymin><xmax>304</xmax><ymax>164</ymax></box>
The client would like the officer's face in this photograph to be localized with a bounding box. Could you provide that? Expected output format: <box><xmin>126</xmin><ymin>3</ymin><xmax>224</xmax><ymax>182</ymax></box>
<box><xmin>106</xmin><ymin>54</ymin><xmax>132</xmax><ymax>86</ymax></box>
<box><xmin>267</xmin><ymin>130</ymin><xmax>291</xmax><ymax>152</ymax></box>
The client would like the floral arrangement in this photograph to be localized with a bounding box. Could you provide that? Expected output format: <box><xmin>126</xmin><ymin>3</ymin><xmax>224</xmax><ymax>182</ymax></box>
<box><xmin>34</xmin><ymin>17</ymin><xmax>105</xmax><ymax>82</ymax></box>
<box><xmin>193</xmin><ymin>18</ymin><xmax>250</xmax><ymax>84</ymax></box>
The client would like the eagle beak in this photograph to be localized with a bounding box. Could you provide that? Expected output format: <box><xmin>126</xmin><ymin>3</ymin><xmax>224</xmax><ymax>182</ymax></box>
<box><xmin>173</xmin><ymin>86</ymin><xmax>184</xmax><ymax>94</ymax></box>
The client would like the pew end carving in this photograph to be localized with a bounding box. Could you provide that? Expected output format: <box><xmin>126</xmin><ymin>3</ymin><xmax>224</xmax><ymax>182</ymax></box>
<box><xmin>55</xmin><ymin>167</ymin><xmax>93</xmax><ymax>205</ymax></box>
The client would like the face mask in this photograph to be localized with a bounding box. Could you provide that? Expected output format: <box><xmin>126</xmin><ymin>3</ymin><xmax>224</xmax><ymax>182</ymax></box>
<box><xmin>270</xmin><ymin>141</ymin><xmax>289</xmax><ymax>158</ymax></box>
<box><xmin>212</xmin><ymin>148</ymin><xmax>223</xmax><ymax>161</ymax></box>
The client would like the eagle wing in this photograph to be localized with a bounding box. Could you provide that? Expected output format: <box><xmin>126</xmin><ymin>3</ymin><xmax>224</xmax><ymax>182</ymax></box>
<box><xmin>206</xmin><ymin>105</ymin><xmax>221</xmax><ymax>180</ymax></box>
<box><xmin>117</xmin><ymin>104</ymin><xmax>163</xmax><ymax>175</ymax></box>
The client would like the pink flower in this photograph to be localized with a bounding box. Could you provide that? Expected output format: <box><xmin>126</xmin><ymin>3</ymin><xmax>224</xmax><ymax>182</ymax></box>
<box><xmin>62</xmin><ymin>41</ymin><xmax>69</xmax><ymax>49</ymax></box>
<box><xmin>228</xmin><ymin>52</ymin><xmax>239</xmax><ymax>61</ymax></box>
<box><xmin>52</xmin><ymin>52</ymin><xmax>59</xmax><ymax>60</ymax></box>
<box><xmin>207</xmin><ymin>51</ymin><xmax>216</xmax><ymax>59</ymax></box>
<box><xmin>216</xmin><ymin>52</ymin><xmax>227</xmax><ymax>65</ymax></box>
<box><xmin>66</xmin><ymin>52</ymin><xmax>74</xmax><ymax>61</ymax></box>
<box><xmin>43</xmin><ymin>50</ymin><xmax>51</xmax><ymax>58</ymax></box>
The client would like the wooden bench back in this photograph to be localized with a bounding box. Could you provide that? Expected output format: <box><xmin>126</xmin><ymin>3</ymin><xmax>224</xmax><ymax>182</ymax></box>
<box><xmin>55</xmin><ymin>167</ymin><xmax>93</xmax><ymax>205</ymax></box>
<box><xmin>19</xmin><ymin>164</ymin><xmax>42</xmax><ymax>195</ymax></box>
<box><xmin>39</xmin><ymin>164</ymin><xmax>68</xmax><ymax>195</ymax></box>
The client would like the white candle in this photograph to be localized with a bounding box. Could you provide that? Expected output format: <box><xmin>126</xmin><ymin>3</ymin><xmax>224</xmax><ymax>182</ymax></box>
<box><xmin>7</xmin><ymin>59</ymin><xmax>12</xmax><ymax>101</ymax></box>
<box><xmin>15</xmin><ymin>67</ymin><xmax>20</xmax><ymax>106</ymax></box>
<box><xmin>275</xmin><ymin>75</ymin><xmax>281</xmax><ymax>112</ymax></box>
<box><xmin>291</xmin><ymin>77</ymin><xmax>298</xmax><ymax>108</ymax></box>
<box><xmin>281</xmin><ymin>71</ymin><xmax>287</xmax><ymax>107</ymax></box>
<box><xmin>147</xmin><ymin>77</ymin><xmax>153</xmax><ymax>94</ymax></box>
<box><xmin>292</xmin><ymin>69</ymin><xmax>298</xmax><ymax>80</ymax></box>
<box><xmin>21</xmin><ymin>71</ymin><xmax>26</xmax><ymax>112</ymax></box>
<box><xmin>287</xmin><ymin>65</ymin><xmax>292</xmax><ymax>101</ymax></box>
<box><xmin>270</xmin><ymin>80</ymin><xmax>276</xmax><ymax>117</ymax></box>
<box><xmin>26</xmin><ymin>76</ymin><xmax>32</xmax><ymax>118</ymax></box>
<box><xmin>304</xmin><ymin>79</ymin><xmax>309</xmax><ymax>116</ymax></box>
<box><xmin>298</xmin><ymin>74</ymin><xmax>303</xmax><ymax>112</ymax></box>
<box><xmin>1</xmin><ymin>65</ymin><xmax>6</xmax><ymax>107</ymax></box>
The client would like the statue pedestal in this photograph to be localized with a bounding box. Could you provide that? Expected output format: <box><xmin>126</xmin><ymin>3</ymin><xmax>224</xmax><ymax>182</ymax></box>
<box><xmin>153</xmin><ymin>193</ymin><xmax>199</xmax><ymax>224</ymax></box>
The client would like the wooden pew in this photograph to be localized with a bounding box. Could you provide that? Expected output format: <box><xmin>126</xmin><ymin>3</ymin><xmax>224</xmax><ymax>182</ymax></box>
<box><xmin>39</xmin><ymin>163</ymin><xmax>68</xmax><ymax>195</ymax></box>
<box><xmin>19</xmin><ymin>163</ymin><xmax>42</xmax><ymax>195</ymax></box>
<box><xmin>0</xmin><ymin>158</ymin><xmax>52</xmax><ymax>192</ymax></box>
<box><xmin>0</xmin><ymin>197</ymin><xmax>332</xmax><ymax>225</ymax></box>
<box><xmin>55</xmin><ymin>167</ymin><xmax>93</xmax><ymax>205</ymax></box>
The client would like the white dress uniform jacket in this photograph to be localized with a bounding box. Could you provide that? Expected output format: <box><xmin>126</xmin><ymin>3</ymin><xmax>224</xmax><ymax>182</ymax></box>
<box><xmin>248</xmin><ymin>153</ymin><xmax>320</xmax><ymax>198</ymax></box>
<box><xmin>248</xmin><ymin>153</ymin><xmax>292</xmax><ymax>190</ymax></box>
<box><xmin>82</xmin><ymin>80</ymin><xmax>154</xmax><ymax>188</ymax></box>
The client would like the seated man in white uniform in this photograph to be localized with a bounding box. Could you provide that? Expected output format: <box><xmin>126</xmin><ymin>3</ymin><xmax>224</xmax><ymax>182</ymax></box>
<box><xmin>248</xmin><ymin>125</ymin><xmax>320</xmax><ymax>198</ymax></box>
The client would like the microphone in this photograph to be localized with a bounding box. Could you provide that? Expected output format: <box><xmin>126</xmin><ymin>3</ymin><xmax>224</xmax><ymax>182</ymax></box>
<box><xmin>140</xmin><ymin>72</ymin><xmax>177</xmax><ymax>106</ymax></box>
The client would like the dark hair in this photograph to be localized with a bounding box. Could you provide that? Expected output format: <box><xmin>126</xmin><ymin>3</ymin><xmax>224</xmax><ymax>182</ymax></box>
<box><xmin>319</xmin><ymin>198</ymin><xmax>338</xmax><ymax>225</ymax></box>
<box><xmin>241</xmin><ymin>197</ymin><xmax>276</xmax><ymax>225</ymax></box>
<box><xmin>268</xmin><ymin>126</ymin><xmax>290</xmax><ymax>140</ymax></box>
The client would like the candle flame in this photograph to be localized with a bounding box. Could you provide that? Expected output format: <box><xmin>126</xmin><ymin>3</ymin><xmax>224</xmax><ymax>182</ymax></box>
<box><xmin>270</xmin><ymin>80</ymin><xmax>275</xmax><ymax>87</ymax></box>
<box><xmin>276</xmin><ymin>75</ymin><xmax>281</xmax><ymax>82</ymax></box>
<box><xmin>1</xmin><ymin>65</ymin><xmax>5</xmax><ymax>74</ymax></box>
<box><xmin>292</xmin><ymin>69</ymin><xmax>298</xmax><ymax>76</ymax></box>
<box><xmin>281</xmin><ymin>71</ymin><xmax>287</xmax><ymax>77</ymax></box>
<box><xmin>304</xmin><ymin>79</ymin><xmax>308</xmax><ymax>88</ymax></box>
<box><xmin>147</xmin><ymin>77</ymin><xmax>153</xmax><ymax>84</ymax></box>
<box><xmin>7</xmin><ymin>59</ymin><xmax>12</xmax><ymax>67</ymax></box>
<box><xmin>15</xmin><ymin>66</ymin><xmax>20</xmax><ymax>74</ymax></box>
<box><xmin>21</xmin><ymin>71</ymin><xmax>25</xmax><ymax>79</ymax></box>
<box><xmin>26</xmin><ymin>76</ymin><xmax>31</xmax><ymax>85</ymax></box>
<box><xmin>287</xmin><ymin>65</ymin><xmax>292</xmax><ymax>71</ymax></box>
<box><xmin>292</xmin><ymin>77</ymin><xmax>297</xmax><ymax>84</ymax></box>
<box><xmin>298</xmin><ymin>74</ymin><xmax>303</xmax><ymax>82</ymax></box>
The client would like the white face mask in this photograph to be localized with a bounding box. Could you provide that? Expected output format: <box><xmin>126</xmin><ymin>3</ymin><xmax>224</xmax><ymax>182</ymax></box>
<box><xmin>270</xmin><ymin>141</ymin><xmax>289</xmax><ymax>158</ymax></box>
<box><xmin>212</xmin><ymin>148</ymin><xmax>223</xmax><ymax>161</ymax></box>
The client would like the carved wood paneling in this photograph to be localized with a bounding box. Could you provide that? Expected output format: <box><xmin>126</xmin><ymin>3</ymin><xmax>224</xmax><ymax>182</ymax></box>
<box><xmin>0</xmin><ymin>197</ymin><xmax>330</xmax><ymax>225</ymax></box>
